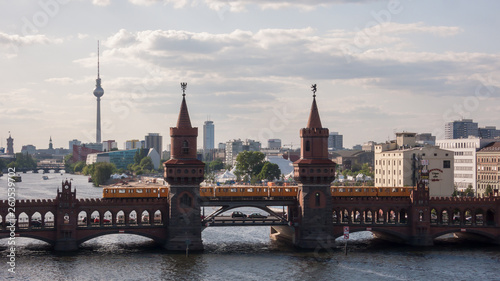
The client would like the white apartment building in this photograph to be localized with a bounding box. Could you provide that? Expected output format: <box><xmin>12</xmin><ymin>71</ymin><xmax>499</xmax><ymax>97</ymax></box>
<box><xmin>375</xmin><ymin>133</ymin><xmax>454</xmax><ymax>197</ymax></box>
<box><xmin>436</xmin><ymin>137</ymin><xmax>495</xmax><ymax>192</ymax></box>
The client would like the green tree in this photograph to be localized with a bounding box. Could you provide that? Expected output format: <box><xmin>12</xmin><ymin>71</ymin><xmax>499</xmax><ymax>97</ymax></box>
<box><xmin>464</xmin><ymin>184</ymin><xmax>474</xmax><ymax>197</ymax></box>
<box><xmin>235</xmin><ymin>151</ymin><xmax>266</xmax><ymax>178</ymax></box>
<box><xmin>90</xmin><ymin>162</ymin><xmax>116</xmax><ymax>187</ymax></box>
<box><xmin>134</xmin><ymin>148</ymin><xmax>148</xmax><ymax>165</ymax></box>
<box><xmin>11</xmin><ymin>153</ymin><xmax>37</xmax><ymax>170</ymax></box>
<box><xmin>208</xmin><ymin>158</ymin><xmax>224</xmax><ymax>172</ymax></box>
<box><xmin>257</xmin><ymin>162</ymin><xmax>281</xmax><ymax>181</ymax></box>
<box><xmin>485</xmin><ymin>184</ymin><xmax>493</xmax><ymax>196</ymax></box>
<box><xmin>140</xmin><ymin>157</ymin><xmax>154</xmax><ymax>171</ymax></box>
<box><xmin>73</xmin><ymin>161</ymin><xmax>86</xmax><ymax>173</ymax></box>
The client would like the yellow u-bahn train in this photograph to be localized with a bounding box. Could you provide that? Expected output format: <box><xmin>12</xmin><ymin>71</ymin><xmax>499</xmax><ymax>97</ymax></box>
<box><xmin>102</xmin><ymin>186</ymin><xmax>169</xmax><ymax>198</ymax></box>
<box><xmin>102</xmin><ymin>185</ymin><xmax>413</xmax><ymax>199</ymax></box>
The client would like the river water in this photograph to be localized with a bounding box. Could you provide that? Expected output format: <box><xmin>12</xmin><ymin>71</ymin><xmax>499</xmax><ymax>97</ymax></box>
<box><xmin>0</xmin><ymin>173</ymin><xmax>499</xmax><ymax>280</ymax></box>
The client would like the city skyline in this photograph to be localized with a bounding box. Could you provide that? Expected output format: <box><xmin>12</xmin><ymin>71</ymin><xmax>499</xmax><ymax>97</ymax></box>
<box><xmin>1</xmin><ymin>1</ymin><xmax>500</xmax><ymax>151</ymax></box>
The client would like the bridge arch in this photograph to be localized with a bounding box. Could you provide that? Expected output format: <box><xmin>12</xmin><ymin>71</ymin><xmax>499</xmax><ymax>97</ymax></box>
<box><xmin>203</xmin><ymin>204</ymin><xmax>285</xmax><ymax>221</ymax></box>
<box><xmin>432</xmin><ymin>229</ymin><xmax>498</xmax><ymax>243</ymax></box>
<box><xmin>0</xmin><ymin>234</ymin><xmax>54</xmax><ymax>246</ymax></box>
<box><xmin>77</xmin><ymin>230</ymin><xmax>165</xmax><ymax>246</ymax></box>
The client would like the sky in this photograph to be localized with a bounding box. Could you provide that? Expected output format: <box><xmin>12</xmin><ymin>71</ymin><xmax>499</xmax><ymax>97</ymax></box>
<box><xmin>1</xmin><ymin>0</ymin><xmax>500</xmax><ymax>152</ymax></box>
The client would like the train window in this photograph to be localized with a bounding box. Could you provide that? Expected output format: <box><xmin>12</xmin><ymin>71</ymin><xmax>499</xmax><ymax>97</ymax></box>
<box><xmin>230</xmin><ymin>188</ymin><xmax>237</xmax><ymax>192</ymax></box>
<box><xmin>153</xmin><ymin>189</ymin><xmax>157</xmax><ymax>193</ymax></box>
<box><xmin>263</xmin><ymin>188</ymin><xmax>267</xmax><ymax>192</ymax></box>
<box><xmin>137</xmin><ymin>189</ymin><xmax>143</xmax><ymax>193</ymax></box>
<box><xmin>339</xmin><ymin>188</ymin><xmax>344</xmax><ymax>192</ymax></box>
<box><xmin>272</xmin><ymin>188</ymin><xmax>276</xmax><ymax>192</ymax></box>
<box><xmin>129</xmin><ymin>189</ymin><xmax>133</xmax><ymax>193</ymax></box>
<box><xmin>348</xmin><ymin>188</ymin><xmax>352</xmax><ymax>192</ymax></box>
<box><xmin>285</xmin><ymin>189</ymin><xmax>291</xmax><ymax>192</ymax></box>
<box><xmin>355</xmin><ymin>188</ymin><xmax>361</xmax><ymax>192</ymax></box>
<box><xmin>240</xmin><ymin>188</ymin><xmax>244</xmax><ymax>192</ymax></box>
<box><xmin>105</xmin><ymin>190</ymin><xmax>108</xmax><ymax>193</ymax></box>
<box><xmin>247</xmin><ymin>188</ymin><xmax>253</xmax><ymax>192</ymax></box>
<box><xmin>119</xmin><ymin>189</ymin><xmax>125</xmax><ymax>193</ymax></box>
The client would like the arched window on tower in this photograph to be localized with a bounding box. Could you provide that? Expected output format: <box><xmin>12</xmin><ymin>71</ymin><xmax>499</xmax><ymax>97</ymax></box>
<box><xmin>182</xmin><ymin>140</ymin><xmax>189</xmax><ymax>155</ymax></box>
<box><xmin>315</xmin><ymin>192</ymin><xmax>320</xmax><ymax>206</ymax></box>
<box><xmin>180</xmin><ymin>193</ymin><xmax>192</xmax><ymax>208</ymax></box>
<box><xmin>306</xmin><ymin>141</ymin><xmax>310</xmax><ymax>152</ymax></box>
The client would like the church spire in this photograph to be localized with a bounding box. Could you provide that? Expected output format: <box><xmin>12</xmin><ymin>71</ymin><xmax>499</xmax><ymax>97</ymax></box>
<box><xmin>176</xmin><ymin>82</ymin><xmax>192</xmax><ymax>128</ymax></box>
<box><xmin>306</xmin><ymin>84</ymin><xmax>322</xmax><ymax>129</ymax></box>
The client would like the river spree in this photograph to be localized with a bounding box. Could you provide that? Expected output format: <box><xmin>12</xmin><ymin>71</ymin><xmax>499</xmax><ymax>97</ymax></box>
<box><xmin>1</xmin><ymin>173</ymin><xmax>499</xmax><ymax>280</ymax></box>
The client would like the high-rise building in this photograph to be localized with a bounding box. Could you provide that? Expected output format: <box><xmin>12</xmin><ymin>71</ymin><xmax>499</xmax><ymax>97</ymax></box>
<box><xmin>478</xmin><ymin>126</ymin><xmax>500</xmax><ymax>139</ymax></box>
<box><xmin>145</xmin><ymin>133</ymin><xmax>162</xmax><ymax>155</ymax></box>
<box><xmin>102</xmin><ymin>140</ymin><xmax>118</xmax><ymax>151</ymax></box>
<box><xmin>268</xmin><ymin>139</ymin><xmax>281</xmax><ymax>149</ymax></box>
<box><xmin>203</xmin><ymin>120</ymin><xmax>214</xmax><ymax>152</ymax></box>
<box><xmin>328</xmin><ymin>132</ymin><xmax>343</xmax><ymax>150</ymax></box>
<box><xmin>224</xmin><ymin>139</ymin><xmax>261</xmax><ymax>165</ymax></box>
<box><xmin>436</xmin><ymin>137</ymin><xmax>496</xmax><ymax>192</ymax></box>
<box><xmin>124</xmin><ymin>139</ymin><xmax>143</xmax><ymax>150</ymax></box>
<box><xmin>445</xmin><ymin>119</ymin><xmax>478</xmax><ymax>139</ymax></box>
<box><xmin>93</xmin><ymin>41</ymin><xmax>104</xmax><ymax>144</ymax></box>
<box><xmin>69</xmin><ymin>139</ymin><xmax>81</xmax><ymax>150</ymax></box>
<box><xmin>6</xmin><ymin>133</ymin><xmax>13</xmax><ymax>155</ymax></box>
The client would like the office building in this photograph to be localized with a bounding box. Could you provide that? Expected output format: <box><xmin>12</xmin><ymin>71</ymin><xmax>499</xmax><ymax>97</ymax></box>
<box><xmin>203</xmin><ymin>121</ymin><xmax>215</xmax><ymax>151</ymax></box>
<box><xmin>445</xmin><ymin>119</ymin><xmax>478</xmax><ymax>139</ymax></box>
<box><xmin>328</xmin><ymin>132</ymin><xmax>343</xmax><ymax>150</ymax></box>
<box><xmin>436</xmin><ymin>137</ymin><xmax>496</xmax><ymax>192</ymax></box>
<box><xmin>145</xmin><ymin>133</ymin><xmax>162</xmax><ymax>156</ymax></box>
<box><xmin>268</xmin><ymin>139</ymin><xmax>282</xmax><ymax>150</ymax></box>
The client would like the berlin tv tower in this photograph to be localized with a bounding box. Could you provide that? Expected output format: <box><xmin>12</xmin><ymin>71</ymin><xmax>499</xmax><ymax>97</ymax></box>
<box><xmin>93</xmin><ymin>41</ymin><xmax>104</xmax><ymax>143</ymax></box>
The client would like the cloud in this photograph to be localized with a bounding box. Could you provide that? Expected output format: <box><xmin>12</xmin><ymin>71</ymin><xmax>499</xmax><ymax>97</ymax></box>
<box><xmin>92</xmin><ymin>25</ymin><xmax>499</xmax><ymax>101</ymax></box>
<box><xmin>92</xmin><ymin>0</ymin><xmax>112</xmax><ymax>6</ymax></box>
<box><xmin>126</xmin><ymin>0</ymin><xmax>381</xmax><ymax>11</ymax></box>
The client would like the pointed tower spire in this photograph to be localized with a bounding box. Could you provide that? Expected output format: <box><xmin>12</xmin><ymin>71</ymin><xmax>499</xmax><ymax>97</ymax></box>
<box><xmin>176</xmin><ymin>82</ymin><xmax>192</xmax><ymax>128</ymax></box>
<box><xmin>306</xmin><ymin>84</ymin><xmax>322</xmax><ymax>129</ymax></box>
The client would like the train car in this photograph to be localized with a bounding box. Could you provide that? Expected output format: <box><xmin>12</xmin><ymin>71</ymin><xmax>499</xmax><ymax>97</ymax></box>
<box><xmin>211</xmin><ymin>186</ymin><xmax>270</xmax><ymax>198</ymax></box>
<box><xmin>103</xmin><ymin>186</ymin><xmax>163</xmax><ymax>199</ymax></box>
<box><xmin>377</xmin><ymin>187</ymin><xmax>412</xmax><ymax>197</ymax></box>
<box><xmin>269</xmin><ymin>187</ymin><xmax>298</xmax><ymax>197</ymax></box>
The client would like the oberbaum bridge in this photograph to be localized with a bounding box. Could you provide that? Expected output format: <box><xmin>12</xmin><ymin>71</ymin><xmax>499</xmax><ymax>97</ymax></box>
<box><xmin>1</xmin><ymin>85</ymin><xmax>500</xmax><ymax>252</ymax></box>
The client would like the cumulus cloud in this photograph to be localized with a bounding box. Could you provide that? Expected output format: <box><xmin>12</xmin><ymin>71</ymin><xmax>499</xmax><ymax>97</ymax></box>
<box><xmin>90</xmin><ymin>24</ymin><xmax>500</xmax><ymax>102</ymax></box>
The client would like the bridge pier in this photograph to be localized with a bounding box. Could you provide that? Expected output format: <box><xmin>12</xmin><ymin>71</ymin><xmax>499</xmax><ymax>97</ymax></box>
<box><xmin>54</xmin><ymin>238</ymin><xmax>79</xmax><ymax>251</ymax></box>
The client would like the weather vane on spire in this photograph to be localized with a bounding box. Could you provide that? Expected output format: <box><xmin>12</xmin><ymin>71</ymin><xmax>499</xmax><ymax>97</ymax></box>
<box><xmin>181</xmin><ymin>82</ymin><xmax>187</xmax><ymax>97</ymax></box>
<box><xmin>311</xmin><ymin>84</ymin><xmax>317</xmax><ymax>97</ymax></box>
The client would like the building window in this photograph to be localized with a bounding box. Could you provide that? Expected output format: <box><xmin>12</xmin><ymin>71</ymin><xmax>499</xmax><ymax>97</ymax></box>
<box><xmin>443</xmin><ymin>160</ymin><xmax>451</xmax><ymax>169</ymax></box>
<box><xmin>315</xmin><ymin>192</ymin><xmax>320</xmax><ymax>206</ymax></box>
<box><xmin>182</xmin><ymin>140</ymin><xmax>189</xmax><ymax>155</ymax></box>
<box><xmin>180</xmin><ymin>193</ymin><xmax>192</xmax><ymax>207</ymax></box>
<box><xmin>306</xmin><ymin>141</ymin><xmax>310</xmax><ymax>152</ymax></box>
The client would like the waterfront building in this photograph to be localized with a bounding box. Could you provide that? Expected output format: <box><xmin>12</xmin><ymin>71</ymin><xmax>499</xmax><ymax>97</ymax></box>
<box><xmin>375</xmin><ymin>132</ymin><xmax>454</xmax><ymax>197</ymax></box>
<box><xmin>145</xmin><ymin>133</ymin><xmax>162</xmax><ymax>156</ymax></box>
<box><xmin>72</xmin><ymin>144</ymin><xmax>102</xmax><ymax>163</ymax></box>
<box><xmin>436</xmin><ymin>137</ymin><xmax>496</xmax><ymax>192</ymax></box>
<box><xmin>86</xmin><ymin>149</ymin><xmax>138</xmax><ymax>170</ymax></box>
<box><xmin>476</xmin><ymin>141</ymin><xmax>500</xmax><ymax>196</ymax></box>
<box><xmin>328</xmin><ymin>132</ymin><xmax>343</xmax><ymax>150</ymax></box>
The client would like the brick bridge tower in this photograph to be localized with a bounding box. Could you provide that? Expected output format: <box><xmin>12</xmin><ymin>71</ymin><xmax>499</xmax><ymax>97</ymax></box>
<box><xmin>54</xmin><ymin>180</ymin><xmax>79</xmax><ymax>251</ymax></box>
<box><xmin>292</xmin><ymin>85</ymin><xmax>336</xmax><ymax>249</ymax></box>
<box><xmin>410</xmin><ymin>180</ymin><xmax>433</xmax><ymax>245</ymax></box>
<box><xmin>163</xmin><ymin>83</ymin><xmax>205</xmax><ymax>251</ymax></box>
